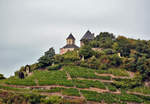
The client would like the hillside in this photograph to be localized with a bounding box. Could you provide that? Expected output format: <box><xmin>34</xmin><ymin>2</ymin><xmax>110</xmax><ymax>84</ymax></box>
<box><xmin>0</xmin><ymin>32</ymin><xmax>150</xmax><ymax>104</ymax></box>
<box><xmin>0</xmin><ymin>66</ymin><xmax>150</xmax><ymax>104</ymax></box>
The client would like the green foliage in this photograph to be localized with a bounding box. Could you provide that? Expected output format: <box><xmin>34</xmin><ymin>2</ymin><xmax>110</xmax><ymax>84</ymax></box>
<box><xmin>114</xmin><ymin>36</ymin><xmax>131</xmax><ymax>57</ymax></box>
<box><xmin>90</xmin><ymin>32</ymin><xmax>115</xmax><ymax>49</ymax></box>
<box><xmin>62</xmin><ymin>50</ymin><xmax>80</xmax><ymax>62</ymax></box>
<box><xmin>97</xmin><ymin>68</ymin><xmax>129</xmax><ymax>77</ymax></box>
<box><xmin>99</xmin><ymin>64</ymin><xmax>108</xmax><ymax>70</ymax></box>
<box><xmin>0</xmin><ymin>84</ymin><xmax>29</xmax><ymax>92</ymax></box>
<box><xmin>64</xmin><ymin>66</ymin><xmax>111</xmax><ymax>80</ymax></box>
<box><xmin>78</xmin><ymin>54</ymin><xmax>122</xmax><ymax>70</ymax></box>
<box><xmin>113</xmin><ymin>75</ymin><xmax>142</xmax><ymax>89</ymax></box>
<box><xmin>136</xmin><ymin>58</ymin><xmax>150</xmax><ymax>81</ymax></box>
<box><xmin>0</xmin><ymin>91</ymin><xmax>44</xmax><ymax>104</ymax></box>
<box><xmin>109</xmin><ymin>54</ymin><xmax>122</xmax><ymax>67</ymax></box>
<box><xmin>79</xmin><ymin>56</ymin><xmax>100</xmax><ymax>69</ymax></box>
<box><xmin>42</xmin><ymin>96</ymin><xmax>62</xmax><ymax>104</ymax></box>
<box><xmin>47</xmin><ymin>64</ymin><xmax>61</xmax><ymax>70</ymax></box>
<box><xmin>103</xmin><ymin>49</ymin><xmax>115</xmax><ymax>55</ymax></box>
<box><xmin>81</xmin><ymin>90</ymin><xmax>144</xmax><ymax>103</ymax></box>
<box><xmin>24</xmin><ymin>93</ymin><xmax>43</xmax><ymax>104</ymax></box>
<box><xmin>30</xmin><ymin>63</ymin><xmax>39</xmax><ymax>70</ymax></box>
<box><xmin>79</xmin><ymin>45</ymin><xmax>94</xmax><ymax>59</ymax></box>
<box><xmin>128</xmin><ymin>86</ymin><xmax>150</xmax><ymax>95</ymax></box>
<box><xmin>104</xmin><ymin>83</ymin><xmax>117</xmax><ymax>92</ymax></box>
<box><xmin>38</xmin><ymin>47</ymin><xmax>55</xmax><ymax>68</ymax></box>
<box><xmin>4</xmin><ymin>70</ymin><xmax>74</xmax><ymax>87</ymax></box>
<box><xmin>61</xmin><ymin>88</ymin><xmax>80</xmax><ymax>96</ymax></box>
<box><xmin>5</xmin><ymin>78</ymin><xmax>36</xmax><ymax>86</ymax></box>
<box><xmin>0</xmin><ymin>74</ymin><xmax>5</xmax><ymax>80</ymax></box>
<box><xmin>135</xmin><ymin>40</ymin><xmax>150</xmax><ymax>58</ymax></box>
<box><xmin>73</xmin><ymin>79</ymin><xmax>106</xmax><ymax>89</ymax></box>
<box><xmin>54</xmin><ymin>54</ymin><xmax>64</xmax><ymax>63</ymax></box>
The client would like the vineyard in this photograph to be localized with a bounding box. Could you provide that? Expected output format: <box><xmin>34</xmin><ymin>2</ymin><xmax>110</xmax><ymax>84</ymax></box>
<box><xmin>0</xmin><ymin>66</ymin><xmax>150</xmax><ymax>104</ymax></box>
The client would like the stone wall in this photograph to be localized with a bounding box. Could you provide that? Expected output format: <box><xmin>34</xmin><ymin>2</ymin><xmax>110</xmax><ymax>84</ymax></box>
<box><xmin>60</xmin><ymin>48</ymin><xmax>75</xmax><ymax>55</ymax></box>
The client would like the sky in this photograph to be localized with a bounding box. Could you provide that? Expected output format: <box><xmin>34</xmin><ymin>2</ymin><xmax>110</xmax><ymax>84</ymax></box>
<box><xmin>0</xmin><ymin>0</ymin><xmax>150</xmax><ymax>77</ymax></box>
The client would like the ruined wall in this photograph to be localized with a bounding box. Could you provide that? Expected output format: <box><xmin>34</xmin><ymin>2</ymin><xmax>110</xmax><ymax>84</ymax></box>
<box><xmin>60</xmin><ymin>48</ymin><xmax>75</xmax><ymax>55</ymax></box>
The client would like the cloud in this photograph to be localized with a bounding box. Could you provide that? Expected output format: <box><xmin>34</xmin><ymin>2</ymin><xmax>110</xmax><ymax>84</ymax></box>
<box><xmin>0</xmin><ymin>0</ymin><xmax>150</xmax><ymax>77</ymax></box>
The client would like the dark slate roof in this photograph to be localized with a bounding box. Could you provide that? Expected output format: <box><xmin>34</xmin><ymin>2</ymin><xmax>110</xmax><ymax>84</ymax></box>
<box><xmin>67</xmin><ymin>33</ymin><xmax>75</xmax><ymax>40</ymax></box>
<box><xmin>62</xmin><ymin>44</ymin><xmax>79</xmax><ymax>49</ymax></box>
<box><xmin>80</xmin><ymin>30</ymin><xmax>95</xmax><ymax>41</ymax></box>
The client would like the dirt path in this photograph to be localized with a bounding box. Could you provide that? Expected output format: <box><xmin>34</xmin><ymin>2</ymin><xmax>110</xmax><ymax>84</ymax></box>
<box><xmin>60</xmin><ymin>68</ymin><xmax>64</xmax><ymax>71</ymax></box>
<box><xmin>2</xmin><ymin>83</ymin><xmax>121</xmax><ymax>95</ymax></box>
<box><xmin>66</xmin><ymin>72</ymin><xmax>72</xmax><ymax>80</ymax></box>
<box><xmin>95</xmin><ymin>72</ymin><xmax>131</xmax><ymax>79</ymax></box>
<box><xmin>3</xmin><ymin>83</ymin><xmax>150</xmax><ymax>100</ymax></box>
<box><xmin>35</xmin><ymin>79</ymin><xmax>39</xmax><ymax>86</ymax></box>
<box><xmin>127</xmin><ymin>91</ymin><xmax>150</xmax><ymax>97</ymax></box>
<box><xmin>77</xmin><ymin>78</ymin><xmax>114</xmax><ymax>83</ymax></box>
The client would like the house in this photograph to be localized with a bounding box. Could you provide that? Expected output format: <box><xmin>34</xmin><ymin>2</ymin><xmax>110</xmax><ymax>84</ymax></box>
<box><xmin>60</xmin><ymin>33</ymin><xmax>79</xmax><ymax>55</ymax></box>
<box><xmin>80</xmin><ymin>30</ymin><xmax>95</xmax><ymax>47</ymax></box>
<box><xmin>60</xmin><ymin>30</ymin><xmax>97</xmax><ymax>54</ymax></box>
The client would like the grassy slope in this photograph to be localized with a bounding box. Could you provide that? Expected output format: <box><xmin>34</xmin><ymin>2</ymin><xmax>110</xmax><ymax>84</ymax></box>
<box><xmin>0</xmin><ymin>65</ymin><xmax>150</xmax><ymax>104</ymax></box>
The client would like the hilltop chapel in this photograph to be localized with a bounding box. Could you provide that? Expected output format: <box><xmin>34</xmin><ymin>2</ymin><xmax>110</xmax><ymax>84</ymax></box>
<box><xmin>60</xmin><ymin>30</ymin><xmax>95</xmax><ymax>54</ymax></box>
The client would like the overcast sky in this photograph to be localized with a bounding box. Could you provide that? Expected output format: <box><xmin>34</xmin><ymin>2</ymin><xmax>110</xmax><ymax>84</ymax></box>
<box><xmin>0</xmin><ymin>0</ymin><xmax>150</xmax><ymax>77</ymax></box>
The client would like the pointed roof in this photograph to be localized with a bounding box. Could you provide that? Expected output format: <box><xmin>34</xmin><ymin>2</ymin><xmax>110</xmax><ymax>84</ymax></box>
<box><xmin>67</xmin><ymin>33</ymin><xmax>75</xmax><ymax>40</ymax></box>
<box><xmin>80</xmin><ymin>30</ymin><xmax>95</xmax><ymax>41</ymax></box>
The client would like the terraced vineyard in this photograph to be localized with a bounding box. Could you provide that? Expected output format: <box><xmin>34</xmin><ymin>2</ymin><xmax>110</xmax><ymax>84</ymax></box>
<box><xmin>0</xmin><ymin>66</ymin><xmax>150</xmax><ymax>104</ymax></box>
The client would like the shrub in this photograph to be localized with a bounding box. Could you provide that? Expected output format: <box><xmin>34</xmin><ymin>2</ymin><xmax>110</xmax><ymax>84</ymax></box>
<box><xmin>79</xmin><ymin>45</ymin><xmax>94</xmax><ymax>59</ymax></box>
<box><xmin>0</xmin><ymin>74</ymin><xmax>5</xmax><ymax>80</ymax></box>
<box><xmin>38</xmin><ymin>47</ymin><xmax>55</xmax><ymax>68</ymax></box>
<box><xmin>30</xmin><ymin>63</ymin><xmax>39</xmax><ymax>70</ymax></box>
<box><xmin>109</xmin><ymin>54</ymin><xmax>122</xmax><ymax>67</ymax></box>
<box><xmin>42</xmin><ymin>96</ymin><xmax>63</xmax><ymax>104</ymax></box>
<box><xmin>113</xmin><ymin>75</ymin><xmax>142</xmax><ymax>89</ymax></box>
<box><xmin>97</xmin><ymin>68</ymin><xmax>129</xmax><ymax>77</ymax></box>
<box><xmin>99</xmin><ymin>64</ymin><xmax>108</xmax><ymax>70</ymax></box>
<box><xmin>54</xmin><ymin>54</ymin><xmax>64</xmax><ymax>63</ymax></box>
<box><xmin>79</xmin><ymin>61</ymin><xmax>89</xmax><ymax>68</ymax></box>
<box><xmin>104</xmin><ymin>49</ymin><xmax>114</xmax><ymax>55</ymax></box>
<box><xmin>62</xmin><ymin>88</ymin><xmax>80</xmax><ymax>96</ymax></box>
<box><xmin>47</xmin><ymin>64</ymin><xmax>61</xmax><ymax>70</ymax></box>
<box><xmin>128</xmin><ymin>86</ymin><xmax>150</xmax><ymax>95</ymax></box>
<box><xmin>63</xmin><ymin>50</ymin><xmax>80</xmax><ymax>62</ymax></box>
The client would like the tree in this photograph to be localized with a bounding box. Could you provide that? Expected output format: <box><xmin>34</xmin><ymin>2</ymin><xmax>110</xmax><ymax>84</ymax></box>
<box><xmin>79</xmin><ymin>45</ymin><xmax>94</xmax><ymax>59</ymax></box>
<box><xmin>109</xmin><ymin>54</ymin><xmax>122</xmax><ymax>67</ymax></box>
<box><xmin>115</xmin><ymin>36</ymin><xmax>131</xmax><ymax>57</ymax></box>
<box><xmin>38</xmin><ymin>47</ymin><xmax>55</xmax><ymax>68</ymax></box>
<box><xmin>135</xmin><ymin>40</ymin><xmax>150</xmax><ymax>58</ymax></box>
<box><xmin>18</xmin><ymin>72</ymin><xmax>24</xmax><ymax>79</ymax></box>
<box><xmin>0</xmin><ymin>74</ymin><xmax>5</xmax><ymax>80</ymax></box>
<box><xmin>63</xmin><ymin>50</ymin><xmax>80</xmax><ymax>62</ymax></box>
<box><xmin>136</xmin><ymin>57</ymin><xmax>150</xmax><ymax>81</ymax></box>
<box><xmin>91</xmin><ymin>32</ymin><xmax>115</xmax><ymax>49</ymax></box>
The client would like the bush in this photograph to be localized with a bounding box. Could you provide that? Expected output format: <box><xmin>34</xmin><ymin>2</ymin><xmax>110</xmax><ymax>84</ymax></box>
<box><xmin>99</xmin><ymin>64</ymin><xmax>108</xmax><ymax>70</ymax></box>
<box><xmin>113</xmin><ymin>75</ymin><xmax>142</xmax><ymax>89</ymax></box>
<box><xmin>109</xmin><ymin>54</ymin><xmax>122</xmax><ymax>67</ymax></box>
<box><xmin>54</xmin><ymin>54</ymin><xmax>64</xmax><ymax>63</ymax></box>
<box><xmin>63</xmin><ymin>50</ymin><xmax>80</xmax><ymax>62</ymax></box>
<box><xmin>0</xmin><ymin>74</ymin><xmax>5</xmax><ymax>80</ymax></box>
<box><xmin>104</xmin><ymin>49</ymin><xmax>115</xmax><ymax>55</ymax></box>
<box><xmin>38</xmin><ymin>47</ymin><xmax>55</xmax><ymax>68</ymax></box>
<box><xmin>79</xmin><ymin>45</ymin><xmax>94</xmax><ymax>59</ymax></box>
<box><xmin>42</xmin><ymin>96</ymin><xmax>63</xmax><ymax>104</ymax></box>
<box><xmin>79</xmin><ymin>61</ymin><xmax>89</xmax><ymax>68</ymax></box>
<box><xmin>30</xmin><ymin>63</ymin><xmax>39</xmax><ymax>70</ymax></box>
<box><xmin>47</xmin><ymin>64</ymin><xmax>61</xmax><ymax>70</ymax></box>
